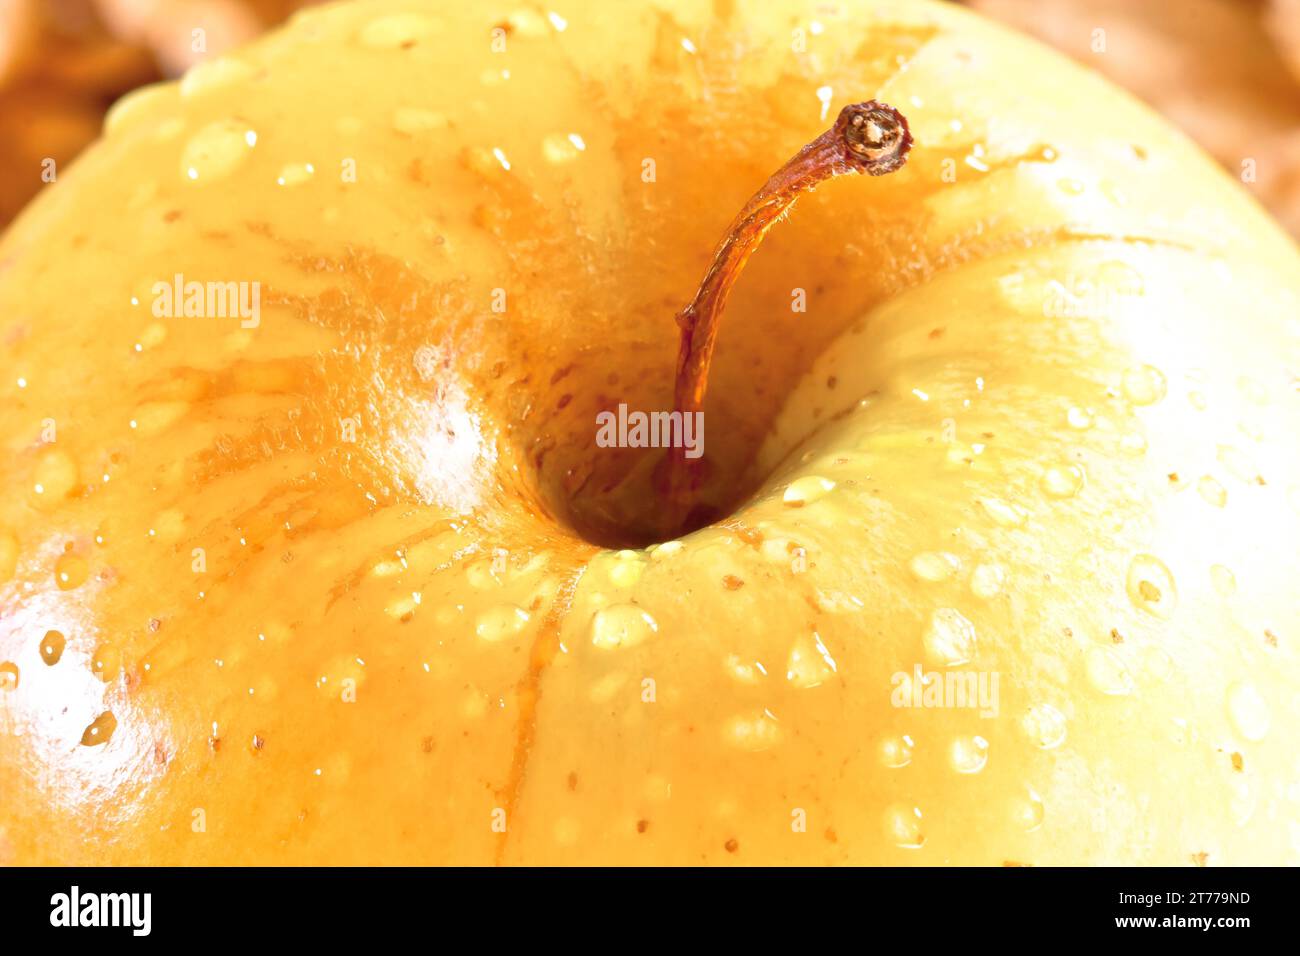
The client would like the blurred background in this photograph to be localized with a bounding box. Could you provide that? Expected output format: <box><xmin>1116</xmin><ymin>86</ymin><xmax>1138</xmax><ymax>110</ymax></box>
<box><xmin>1</xmin><ymin>0</ymin><xmax>1298</xmax><ymax>234</ymax></box>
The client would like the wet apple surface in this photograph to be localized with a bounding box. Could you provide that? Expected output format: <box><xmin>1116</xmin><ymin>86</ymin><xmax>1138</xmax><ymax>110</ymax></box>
<box><xmin>0</xmin><ymin>0</ymin><xmax>1298</xmax><ymax>864</ymax></box>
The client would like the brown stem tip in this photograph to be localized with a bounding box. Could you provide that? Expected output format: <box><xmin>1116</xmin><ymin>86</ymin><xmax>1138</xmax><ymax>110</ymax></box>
<box><xmin>839</xmin><ymin>101</ymin><xmax>913</xmax><ymax>174</ymax></box>
<box><xmin>662</xmin><ymin>101</ymin><xmax>912</xmax><ymax>531</ymax></box>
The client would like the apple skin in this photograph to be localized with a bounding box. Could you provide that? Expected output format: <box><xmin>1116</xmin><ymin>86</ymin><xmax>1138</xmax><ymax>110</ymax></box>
<box><xmin>0</xmin><ymin>0</ymin><xmax>1298</xmax><ymax>865</ymax></box>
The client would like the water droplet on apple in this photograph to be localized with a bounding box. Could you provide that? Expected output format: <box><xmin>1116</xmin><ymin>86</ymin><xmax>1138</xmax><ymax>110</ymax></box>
<box><xmin>590</xmin><ymin>604</ymin><xmax>658</xmax><ymax>650</ymax></box>
<box><xmin>880</xmin><ymin>735</ymin><xmax>914</xmax><ymax>768</ymax></box>
<box><xmin>103</xmin><ymin>82</ymin><xmax>170</xmax><ymax>136</ymax></box>
<box><xmin>650</xmin><ymin>540</ymin><xmax>684</xmax><ymax>561</ymax></box>
<box><xmin>1229</xmin><ymin>778</ymin><xmax>1256</xmax><ymax>826</ymax></box>
<box><xmin>383</xmin><ymin>593</ymin><xmax>420</xmax><ymax>622</ymax></box>
<box><xmin>1126</xmin><ymin>554</ymin><xmax>1176</xmax><ymax>618</ymax></box>
<box><xmin>475</xmin><ymin>604</ymin><xmax>530</xmax><ymax>642</ymax></box>
<box><xmin>883</xmin><ymin>804</ymin><xmax>926</xmax><ymax>848</ymax></box>
<box><xmin>724</xmin><ymin>711</ymin><xmax>782</xmax><ymax>751</ymax></box>
<box><xmin>1056</xmin><ymin>177</ymin><xmax>1085</xmax><ymax>195</ymax></box>
<box><xmin>783</xmin><ymin>475</ymin><xmax>835</xmax><ymax>506</ymax></box>
<box><xmin>1085</xmin><ymin>646</ymin><xmax>1135</xmax><ymax>696</ymax></box>
<box><xmin>54</xmin><ymin>554</ymin><xmax>89</xmax><ymax>591</ymax></box>
<box><xmin>276</xmin><ymin>162</ymin><xmax>315</xmax><ymax>187</ymax></box>
<box><xmin>607</xmin><ymin>550</ymin><xmax>646</xmax><ymax>588</ymax></box>
<box><xmin>923</xmin><ymin>608</ymin><xmax>977</xmax><ymax>666</ymax></box>
<box><xmin>137</xmin><ymin>322</ymin><xmax>167</xmax><ymax>350</ymax></box>
<box><xmin>1141</xmin><ymin>646</ymin><xmax>1174</xmax><ymax>682</ymax></box>
<box><xmin>1013</xmin><ymin>789</ymin><xmax>1045</xmax><ymax>831</ymax></box>
<box><xmin>0</xmin><ymin>661</ymin><xmax>18</xmax><ymax>691</ymax></box>
<box><xmin>910</xmin><ymin>551</ymin><xmax>961</xmax><ymax>582</ymax></box>
<box><xmin>1021</xmin><ymin>703</ymin><xmax>1067</xmax><ymax>749</ymax></box>
<box><xmin>1209</xmin><ymin>564</ymin><xmax>1236</xmax><ymax>596</ymax></box>
<box><xmin>1236</xmin><ymin>376</ymin><xmax>1268</xmax><ymax>405</ymax></box>
<box><xmin>542</xmin><ymin>132</ymin><xmax>585</xmax><ymax>164</ymax></box>
<box><xmin>357</xmin><ymin>13</ymin><xmax>441</xmax><ymax>48</ymax></box>
<box><xmin>1196</xmin><ymin>475</ymin><xmax>1227</xmax><ymax>507</ymax></box>
<box><xmin>148</xmin><ymin>510</ymin><xmax>186</xmax><ymax>545</ymax></box>
<box><xmin>1122</xmin><ymin>364</ymin><xmax>1166</xmax><ymax>405</ymax></box>
<box><xmin>80</xmin><ymin>711</ymin><xmax>117</xmax><ymax>746</ymax></box>
<box><xmin>131</xmin><ymin>401</ymin><xmax>190</xmax><ymax>437</ymax></box>
<box><xmin>1226</xmin><ymin>682</ymin><xmax>1269</xmax><ymax>741</ymax></box>
<box><xmin>1119</xmin><ymin>431</ymin><xmax>1147</xmax><ymax>456</ymax></box>
<box><xmin>723</xmin><ymin>654</ymin><xmax>763</xmax><ymax>685</ymax></box>
<box><xmin>502</xmin><ymin>9</ymin><xmax>550</xmax><ymax>36</ymax></box>
<box><xmin>1100</xmin><ymin>180</ymin><xmax>1130</xmax><ymax>206</ymax></box>
<box><xmin>32</xmin><ymin>448</ymin><xmax>78</xmax><ymax>501</ymax></box>
<box><xmin>179</xmin><ymin>57</ymin><xmax>255</xmax><ymax>98</ymax></box>
<box><xmin>1237</xmin><ymin>414</ymin><xmax>1265</xmax><ymax>442</ymax></box>
<box><xmin>40</xmin><ymin>630</ymin><xmax>65</xmax><ymax>665</ymax></box>
<box><xmin>786</xmin><ymin>632</ymin><xmax>836</xmax><ymax>688</ymax></box>
<box><xmin>950</xmin><ymin>735</ymin><xmax>989</xmax><ymax>773</ymax></box>
<box><xmin>1066</xmin><ymin>406</ymin><xmax>1092</xmax><ymax>429</ymax></box>
<box><xmin>392</xmin><ymin>108</ymin><xmax>447</xmax><ymax>134</ymax></box>
<box><xmin>181</xmin><ymin>120</ymin><xmax>257</xmax><ymax>183</ymax></box>
<box><xmin>90</xmin><ymin>643</ymin><xmax>123</xmax><ymax>682</ymax></box>
<box><xmin>1216</xmin><ymin>445</ymin><xmax>1260</xmax><ymax>484</ymax></box>
<box><xmin>1041</xmin><ymin>462</ymin><xmax>1085</xmax><ymax>498</ymax></box>
<box><xmin>979</xmin><ymin>497</ymin><xmax>1026</xmax><ymax>527</ymax></box>
<box><xmin>969</xmin><ymin>562</ymin><xmax>1006</xmax><ymax>599</ymax></box>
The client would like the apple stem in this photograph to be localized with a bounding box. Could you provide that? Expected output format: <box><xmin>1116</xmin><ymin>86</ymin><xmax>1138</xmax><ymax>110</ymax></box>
<box><xmin>663</xmin><ymin>101</ymin><xmax>913</xmax><ymax>531</ymax></box>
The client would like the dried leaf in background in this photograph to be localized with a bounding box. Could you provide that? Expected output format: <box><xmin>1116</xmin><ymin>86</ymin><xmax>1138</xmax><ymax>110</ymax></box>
<box><xmin>966</xmin><ymin>0</ymin><xmax>1300</xmax><ymax>236</ymax></box>
<box><xmin>0</xmin><ymin>0</ymin><xmax>311</xmax><ymax>225</ymax></box>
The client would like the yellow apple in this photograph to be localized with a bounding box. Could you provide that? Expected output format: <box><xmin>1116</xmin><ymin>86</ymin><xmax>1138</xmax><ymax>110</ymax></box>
<box><xmin>0</xmin><ymin>0</ymin><xmax>1297</xmax><ymax>865</ymax></box>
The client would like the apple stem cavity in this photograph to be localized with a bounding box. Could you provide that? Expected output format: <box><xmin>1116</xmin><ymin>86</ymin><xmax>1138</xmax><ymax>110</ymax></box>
<box><xmin>663</xmin><ymin>100</ymin><xmax>913</xmax><ymax>530</ymax></box>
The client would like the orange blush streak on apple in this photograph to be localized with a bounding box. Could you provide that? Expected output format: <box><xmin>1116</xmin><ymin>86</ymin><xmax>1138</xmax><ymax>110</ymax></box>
<box><xmin>494</xmin><ymin>562</ymin><xmax>586</xmax><ymax>864</ymax></box>
<box><xmin>665</xmin><ymin>101</ymin><xmax>913</xmax><ymax>531</ymax></box>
